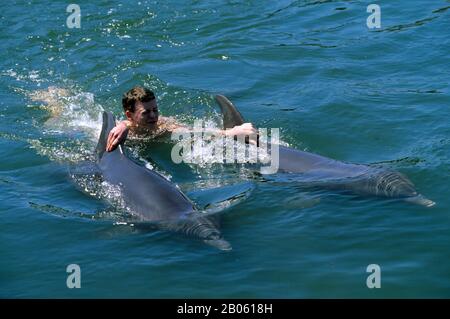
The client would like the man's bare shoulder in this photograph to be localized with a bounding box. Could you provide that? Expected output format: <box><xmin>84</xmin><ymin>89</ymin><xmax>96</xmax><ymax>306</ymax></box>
<box><xmin>126</xmin><ymin>116</ymin><xmax>185</xmax><ymax>141</ymax></box>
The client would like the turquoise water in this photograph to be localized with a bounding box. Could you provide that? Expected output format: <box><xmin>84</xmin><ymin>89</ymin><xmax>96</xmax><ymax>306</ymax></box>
<box><xmin>1</xmin><ymin>0</ymin><xmax>449</xmax><ymax>298</ymax></box>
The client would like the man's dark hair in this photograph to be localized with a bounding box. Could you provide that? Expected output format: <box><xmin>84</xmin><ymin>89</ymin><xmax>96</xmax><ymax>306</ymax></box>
<box><xmin>122</xmin><ymin>86</ymin><xmax>155</xmax><ymax>113</ymax></box>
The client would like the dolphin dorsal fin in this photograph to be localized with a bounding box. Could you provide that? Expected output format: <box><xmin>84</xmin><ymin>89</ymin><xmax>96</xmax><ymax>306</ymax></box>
<box><xmin>96</xmin><ymin>111</ymin><xmax>116</xmax><ymax>159</ymax></box>
<box><xmin>215</xmin><ymin>95</ymin><xmax>245</xmax><ymax>129</ymax></box>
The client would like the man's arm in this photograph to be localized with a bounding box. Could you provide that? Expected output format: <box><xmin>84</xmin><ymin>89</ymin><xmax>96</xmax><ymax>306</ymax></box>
<box><xmin>106</xmin><ymin>118</ymin><xmax>258</xmax><ymax>152</ymax></box>
<box><xmin>172</xmin><ymin>122</ymin><xmax>257</xmax><ymax>144</ymax></box>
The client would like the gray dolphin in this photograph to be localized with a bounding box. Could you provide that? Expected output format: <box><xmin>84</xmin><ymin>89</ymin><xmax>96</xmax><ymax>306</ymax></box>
<box><xmin>95</xmin><ymin>111</ymin><xmax>232</xmax><ymax>250</ymax></box>
<box><xmin>215</xmin><ymin>95</ymin><xmax>435</xmax><ymax>207</ymax></box>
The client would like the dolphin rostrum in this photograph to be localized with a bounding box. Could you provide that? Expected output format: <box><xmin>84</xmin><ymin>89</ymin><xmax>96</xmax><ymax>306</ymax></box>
<box><xmin>96</xmin><ymin>111</ymin><xmax>232</xmax><ymax>250</ymax></box>
<box><xmin>215</xmin><ymin>95</ymin><xmax>435</xmax><ymax>207</ymax></box>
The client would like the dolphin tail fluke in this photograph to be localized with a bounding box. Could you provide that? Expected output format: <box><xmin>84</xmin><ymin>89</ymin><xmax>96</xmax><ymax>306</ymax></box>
<box><xmin>215</xmin><ymin>95</ymin><xmax>245</xmax><ymax>129</ymax></box>
<box><xmin>96</xmin><ymin>111</ymin><xmax>116</xmax><ymax>159</ymax></box>
<box><xmin>404</xmin><ymin>194</ymin><xmax>436</xmax><ymax>207</ymax></box>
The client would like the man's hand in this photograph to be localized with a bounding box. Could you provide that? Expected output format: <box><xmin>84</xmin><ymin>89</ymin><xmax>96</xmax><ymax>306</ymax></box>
<box><xmin>106</xmin><ymin>121</ymin><xmax>129</xmax><ymax>152</ymax></box>
<box><xmin>224</xmin><ymin>123</ymin><xmax>258</xmax><ymax>144</ymax></box>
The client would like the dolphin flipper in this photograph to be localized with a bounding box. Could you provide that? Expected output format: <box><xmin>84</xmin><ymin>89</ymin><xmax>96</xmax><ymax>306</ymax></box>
<box><xmin>187</xmin><ymin>182</ymin><xmax>254</xmax><ymax>214</ymax></box>
<box><xmin>29</xmin><ymin>201</ymin><xmax>105</xmax><ymax>221</ymax></box>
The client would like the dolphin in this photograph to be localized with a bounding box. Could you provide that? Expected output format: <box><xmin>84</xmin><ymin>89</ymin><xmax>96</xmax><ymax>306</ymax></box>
<box><xmin>95</xmin><ymin>111</ymin><xmax>232</xmax><ymax>250</ymax></box>
<box><xmin>215</xmin><ymin>95</ymin><xmax>435</xmax><ymax>207</ymax></box>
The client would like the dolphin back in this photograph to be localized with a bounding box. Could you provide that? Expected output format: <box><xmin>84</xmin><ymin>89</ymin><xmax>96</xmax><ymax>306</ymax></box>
<box><xmin>96</xmin><ymin>111</ymin><xmax>116</xmax><ymax>159</ymax></box>
<box><xmin>215</xmin><ymin>95</ymin><xmax>245</xmax><ymax>129</ymax></box>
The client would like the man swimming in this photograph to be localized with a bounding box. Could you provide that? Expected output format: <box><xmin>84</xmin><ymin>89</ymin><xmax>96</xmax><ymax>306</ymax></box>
<box><xmin>106</xmin><ymin>86</ymin><xmax>256</xmax><ymax>152</ymax></box>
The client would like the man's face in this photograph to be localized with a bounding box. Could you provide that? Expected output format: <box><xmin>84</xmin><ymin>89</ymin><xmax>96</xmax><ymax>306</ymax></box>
<box><xmin>128</xmin><ymin>99</ymin><xmax>159</xmax><ymax>129</ymax></box>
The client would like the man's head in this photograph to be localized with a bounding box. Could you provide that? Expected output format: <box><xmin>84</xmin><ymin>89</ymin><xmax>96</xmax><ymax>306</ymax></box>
<box><xmin>122</xmin><ymin>86</ymin><xmax>158</xmax><ymax>129</ymax></box>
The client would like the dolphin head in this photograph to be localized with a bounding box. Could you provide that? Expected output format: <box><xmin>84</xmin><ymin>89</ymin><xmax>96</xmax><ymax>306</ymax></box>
<box><xmin>196</xmin><ymin>221</ymin><xmax>233</xmax><ymax>251</ymax></box>
<box><xmin>203</xmin><ymin>237</ymin><xmax>233</xmax><ymax>251</ymax></box>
